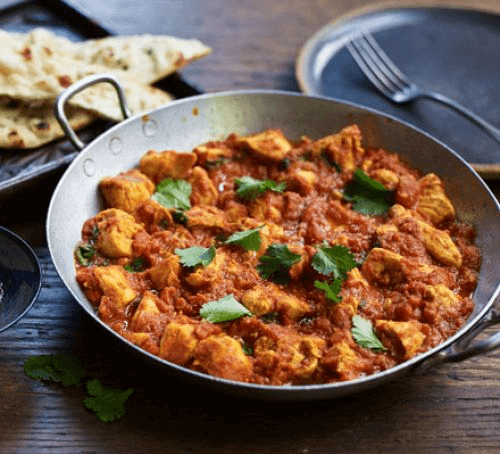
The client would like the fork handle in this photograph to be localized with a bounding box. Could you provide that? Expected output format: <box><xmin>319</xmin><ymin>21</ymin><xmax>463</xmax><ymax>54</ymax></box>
<box><xmin>421</xmin><ymin>90</ymin><xmax>500</xmax><ymax>143</ymax></box>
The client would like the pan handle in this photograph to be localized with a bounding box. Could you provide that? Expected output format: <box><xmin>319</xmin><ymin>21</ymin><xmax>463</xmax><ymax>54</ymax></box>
<box><xmin>414</xmin><ymin>295</ymin><xmax>500</xmax><ymax>374</ymax></box>
<box><xmin>54</xmin><ymin>73</ymin><xmax>132</xmax><ymax>151</ymax></box>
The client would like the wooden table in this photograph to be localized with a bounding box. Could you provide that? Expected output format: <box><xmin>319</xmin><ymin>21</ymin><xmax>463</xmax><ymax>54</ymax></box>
<box><xmin>1</xmin><ymin>0</ymin><xmax>500</xmax><ymax>452</ymax></box>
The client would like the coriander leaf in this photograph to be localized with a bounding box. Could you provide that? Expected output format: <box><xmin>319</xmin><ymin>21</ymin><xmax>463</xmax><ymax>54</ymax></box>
<box><xmin>124</xmin><ymin>257</ymin><xmax>146</xmax><ymax>273</ymax></box>
<box><xmin>235</xmin><ymin>176</ymin><xmax>286</xmax><ymax>201</ymax></box>
<box><xmin>351</xmin><ymin>315</ymin><xmax>387</xmax><ymax>352</ymax></box>
<box><xmin>83</xmin><ymin>379</ymin><xmax>134</xmax><ymax>423</ymax></box>
<box><xmin>24</xmin><ymin>353</ymin><xmax>86</xmax><ymax>387</ymax></box>
<box><xmin>224</xmin><ymin>225</ymin><xmax>264</xmax><ymax>251</ymax></box>
<box><xmin>152</xmin><ymin>178</ymin><xmax>192</xmax><ymax>211</ymax></box>
<box><xmin>171</xmin><ymin>209</ymin><xmax>188</xmax><ymax>225</ymax></box>
<box><xmin>314</xmin><ymin>278</ymin><xmax>343</xmax><ymax>303</ymax></box>
<box><xmin>175</xmin><ymin>245</ymin><xmax>216</xmax><ymax>268</ymax></box>
<box><xmin>75</xmin><ymin>244</ymin><xmax>96</xmax><ymax>266</ymax></box>
<box><xmin>199</xmin><ymin>294</ymin><xmax>252</xmax><ymax>323</ymax></box>
<box><xmin>257</xmin><ymin>243</ymin><xmax>301</xmax><ymax>284</ymax></box>
<box><xmin>344</xmin><ymin>169</ymin><xmax>395</xmax><ymax>216</ymax></box>
<box><xmin>312</xmin><ymin>244</ymin><xmax>357</xmax><ymax>280</ymax></box>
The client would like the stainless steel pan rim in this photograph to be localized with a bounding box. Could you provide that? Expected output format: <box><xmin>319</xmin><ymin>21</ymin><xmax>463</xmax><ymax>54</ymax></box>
<box><xmin>47</xmin><ymin>74</ymin><xmax>500</xmax><ymax>401</ymax></box>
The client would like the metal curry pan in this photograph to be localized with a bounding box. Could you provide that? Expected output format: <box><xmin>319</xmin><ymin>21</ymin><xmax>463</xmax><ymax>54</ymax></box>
<box><xmin>46</xmin><ymin>74</ymin><xmax>500</xmax><ymax>401</ymax></box>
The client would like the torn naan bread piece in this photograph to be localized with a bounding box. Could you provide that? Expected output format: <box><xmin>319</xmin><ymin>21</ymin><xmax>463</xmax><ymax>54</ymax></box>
<box><xmin>0</xmin><ymin>28</ymin><xmax>210</xmax><ymax>148</ymax></box>
<box><xmin>0</xmin><ymin>98</ymin><xmax>97</xmax><ymax>149</ymax></box>
<box><xmin>71</xmin><ymin>33</ymin><xmax>211</xmax><ymax>85</ymax></box>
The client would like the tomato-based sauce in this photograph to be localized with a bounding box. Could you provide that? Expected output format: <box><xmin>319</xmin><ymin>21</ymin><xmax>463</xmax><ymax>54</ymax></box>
<box><xmin>75</xmin><ymin>125</ymin><xmax>480</xmax><ymax>385</ymax></box>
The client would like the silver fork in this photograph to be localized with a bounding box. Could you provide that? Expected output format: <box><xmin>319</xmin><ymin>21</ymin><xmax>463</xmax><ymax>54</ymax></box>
<box><xmin>346</xmin><ymin>31</ymin><xmax>500</xmax><ymax>143</ymax></box>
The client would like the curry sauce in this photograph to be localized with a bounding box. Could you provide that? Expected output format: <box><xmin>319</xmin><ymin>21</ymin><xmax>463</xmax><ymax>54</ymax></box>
<box><xmin>75</xmin><ymin>125</ymin><xmax>480</xmax><ymax>385</ymax></box>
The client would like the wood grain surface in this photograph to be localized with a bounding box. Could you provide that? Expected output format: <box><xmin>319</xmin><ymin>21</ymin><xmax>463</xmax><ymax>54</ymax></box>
<box><xmin>1</xmin><ymin>0</ymin><xmax>500</xmax><ymax>453</ymax></box>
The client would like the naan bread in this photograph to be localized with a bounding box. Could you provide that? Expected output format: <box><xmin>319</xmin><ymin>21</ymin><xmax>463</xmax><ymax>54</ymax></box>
<box><xmin>0</xmin><ymin>28</ymin><xmax>211</xmax><ymax>148</ymax></box>
<box><xmin>71</xmin><ymin>34</ymin><xmax>211</xmax><ymax>85</ymax></box>
<box><xmin>0</xmin><ymin>98</ymin><xmax>96</xmax><ymax>149</ymax></box>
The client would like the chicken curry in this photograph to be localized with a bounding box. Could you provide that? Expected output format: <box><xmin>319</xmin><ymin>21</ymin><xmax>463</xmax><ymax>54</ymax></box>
<box><xmin>75</xmin><ymin>125</ymin><xmax>480</xmax><ymax>385</ymax></box>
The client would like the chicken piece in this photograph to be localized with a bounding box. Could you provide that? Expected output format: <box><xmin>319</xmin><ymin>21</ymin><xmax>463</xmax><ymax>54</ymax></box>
<box><xmin>240</xmin><ymin>219</ymin><xmax>285</xmax><ymax>256</ymax></box>
<box><xmin>184</xmin><ymin>249</ymin><xmax>226</xmax><ymax>288</ymax></box>
<box><xmin>129</xmin><ymin>291</ymin><xmax>162</xmax><ymax>332</ymax></box>
<box><xmin>187</xmin><ymin>166</ymin><xmax>218</xmax><ymax>206</ymax></box>
<box><xmin>139</xmin><ymin>149</ymin><xmax>197</xmax><ymax>183</ymax></box>
<box><xmin>193</xmin><ymin>142</ymin><xmax>233</xmax><ymax>166</ymax></box>
<box><xmin>362</xmin><ymin>248</ymin><xmax>407</xmax><ymax>286</ymax></box>
<box><xmin>254</xmin><ymin>331</ymin><xmax>325</xmax><ymax>381</ymax></box>
<box><xmin>149</xmin><ymin>253</ymin><xmax>181</xmax><ymax>290</ymax></box>
<box><xmin>194</xmin><ymin>334</ymin><xmax>253</xmax><ymax>381</ymax></box>
<box><xmin>309</xmin><ymin>124</ymin><xmax>364</xmax><ymax>171</ymax></box>
<box><xmin>416</xmin><ymin>173</ymin><xmax>455</xmax><ymax>224</ymax></box>
<box><xmin>186</xmin><ymin>206</ymin><xmax>228</xmax><ymax>230</ymax></box>
<box><xmin>122</xmin><ymin>331</ymin><xmax>154</xmax><ymax>349</ymax></box>
<box><xmin>241</xmin><ymin>287</ymin><xmax>275</xmax><ymax>316</ymax></box>
<box><xmin>134</xmin><ymin>199</ymin><xmax>173</xmax><ymax>232</ymax></box>
<box><xmin>286</xmin><ymin>168</ymin><xmax>318</xmax><ymax>195</ymax></box>
<box><xmin>425</xmin><ymin>284</ymin><xmax>461</xmax><ymax>307</ymax></box>
<box><xmin>159</xmin><ymin>321</ymin><xmax>199</xmax><ymax>365</ymax></box>
<box><xmin>93</xmin><ymin>265</ymin><xmax>137</xmax><ymax>308</ymax></box>
<box><xmin>99</xmin><ymin>169</ymin><xmax>155</xmax><ymax>213</ymax></box>
<box><xmin>339</xmin><ymin>268</ymin><xmax>373</xmax><ymax>315</ymax></box>
<box><xmin>417</xmin><ymin>220</ymin><xmax>462</xmax><ymax>268</ymax></box>
<box><xmin>94</xmin><ymin>208</ymin><xmax>143</xmax><ymax>258</ymax></box>
<box><xmin>237</xmin><ymin>128</ymin><xmax>291</xmax><ymax>162</ymax></box>
<box><xmin>248</xmin><ymin>193</ymin><xmax>283</xmax><ymax>224</ymax></box>
<box><xmin>275</xmin><ymin>293</ymin><xmax>310</xmax><ymax>322</ymax></box>
<box><xmin>370</xmin><ymin>168</ymin><xmax>399</xmax><ymax>190</ymax></box>
<box><xmin>388</xmin><ymin>204</ymin><xmax>461</xmax><ymax>267</ymax></box>
<box><xmin>242</xmin><ymin>282</ymin><xmax>310</xmax><ymax>321</ymax></box>
<box><xmin>375</xmin><ymin>320</ymin><xmax>425</xmax><ymax>360</ymax></box>
<box><xmin>322</xmin><ymin>341</ymin><xmax>363</xmax><ymax>381</ymax></box>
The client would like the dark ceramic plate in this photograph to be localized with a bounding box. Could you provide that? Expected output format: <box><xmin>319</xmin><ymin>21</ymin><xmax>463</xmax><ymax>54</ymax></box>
<box><xmin>0</xmin><ymin>226</ymin><xmax>42</xmax><ymax>332</ymax></box>
<box><xmin>296</xmin><ymin>4</ymin><xmax>500</xmax><ymax>178</ymax></box>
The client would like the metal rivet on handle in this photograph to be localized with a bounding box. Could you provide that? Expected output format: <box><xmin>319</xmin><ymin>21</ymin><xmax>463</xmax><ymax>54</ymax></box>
<box><xmin>83</xmin><ymin>158</ymin><xmax>95</xmax><ymax>177</ymax></box>
<box><xmin>109</xmin><ymin>137</ymin><xmax>123</xmax><ymax>155</ymax></box>
<box><xmin>142</xmin><ymin>118</ymin><xmax>158</xmax><ymax>137</ymax></box>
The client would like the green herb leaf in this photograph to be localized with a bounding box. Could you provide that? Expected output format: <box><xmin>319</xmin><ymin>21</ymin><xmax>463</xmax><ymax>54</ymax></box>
<box><xmin>175</xmin><ymin>245</ymin><xmax>216</xmax><ymax>268</ymax></box>
<box><xmin>24</xmin><ymin>354</ymin><xmax>86</xmax><ymax>387</ymax></box>
<box><xmin>224</xmin><ymin>225</ymin><xmax>264</xmax><ymax>251</ymax></box>
<box><xmin>199</xmin><ymin>294</ymin><xmax>252</xmax><ymax>323</ymax></box>
<box><xmin>152</xmin><ymin>178</ymin><xmax>192</xmax><ymax>211</ymax></box>
<box><xmin>83</xmin><ymin>379</ymin><xmax>134</xmax><ymax>423</ymax></box>
<box><xmin>351</xmin><ymin>315</ymin><xmax>387</xmax><ymax>352</ymax></box>
<box><xmin>124</xmin><ymin>257</ymin><xmax>146</xmax><ymax>273</ymax></box>
<box><xmin>314</xmin><ymin>278</ymin><xmax>343</xmax><ymax>303</ymax></box>
<box><xmin>171</xmin><ymin>209</ymin><xmax>188</xmax><ymax>225</ymax></box>
<box><xmin>235</xmin><ymin>176</ymin><xmax>286</xmax><ymax>201</ymax></box>
<box><xmin>257</xmin><ymin>243</ymin><xmax>301</xmax><ymax>283</ymax></box>
<box><xmin>75</xmin><ymin>244</ymin><xmax>96</xmax><ymax>266</ymax></box>
<box><xmin>344</xmin><ymin>169</ymin><xmax>395</xmax><ymax>216</ymax></box>
<box><xmin>261</xmin><ymin>312</ymin><xmax>280</xmax><ymax>324</ymax></box>
<box><xmin>312</xmin><ymin>244</ymin><xmax>357</xmax><ymax>280</ymax></box>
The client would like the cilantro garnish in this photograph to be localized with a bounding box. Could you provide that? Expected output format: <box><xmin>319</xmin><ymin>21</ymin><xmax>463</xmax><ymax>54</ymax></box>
<box><xmin>172</xmin><ymin>209</ymin><xmax>188</xmax><ymax>225</ymax></box>
<box><xmin>23</xmin><ymin>353</ymin><xmax>86</xmax><ymax>387</ymax></box>
<box><xmin>351</xmin><ymin>315</ymin><xmax>387</xmax><ymax>352</ymax></box>
<box><xmin>124</xmin><ymin>257</ymin><xmax>146</xmax><ymax>273</ymax></box>
<box><xmin>235</xmin><ymin>176</ymin><xmax>286</xmax><ymax>201</ymax></box>
<box><xmin>312</xmin><ymin>244</ymin><xmax>357</xmax><ymax>280</ymax></box>
<box><xmin>224</xmin><ymin>225</ymin><xmax>264</xmax><ymax>251</ymax></box>
<box><xmin>75</xmin><ymin>244</ymin><xmax>96</xmax><ymax>267</ymax></box>
<box><xmin>344</xmin><ymin>169</ymin><xmax>395</xmax><ymax>216</ymax></box>
<box><xmin>199</xmin><ymin>294</ymin><xmax>252</xmax><ymax>323</ymax></box>
<box><xmin>257</xmin><ymin>243</ymin><xmax>301</xmax><ymax>283</ymax></box>
<box><xmin>152</xmin><ymin>178</ymin><xmax>192</xmax><ymax>211</ymax></box>
<box><xmin>83</xmin><ymin>379</ymin><xmax>134</xmax><ymax>423</ymax></box>
<box><xmin>314</xmin><ymin>279</ymin><xmax>343</xmax><ymax>303</ymax></box>
<box><xmin>175</xmin><ymin>245</ymin><xmax>216</xmax><ymax>268</ymax></box>
<box><xmin>261</xmin><ymin>312</ymin><xmax>280</xmax><ymax>324</ymax></box>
